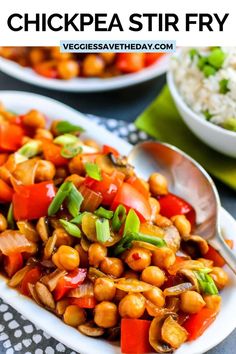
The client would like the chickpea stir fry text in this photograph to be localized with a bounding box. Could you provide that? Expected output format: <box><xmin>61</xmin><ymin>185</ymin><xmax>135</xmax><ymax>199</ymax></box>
<box><xmin>0</xmin><ymin>104</ymin><xmax>231</xmax><ymax>353</ymax></box>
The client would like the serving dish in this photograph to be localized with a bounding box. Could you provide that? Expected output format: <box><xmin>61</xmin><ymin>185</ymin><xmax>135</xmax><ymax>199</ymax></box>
<box><xmin>167</xmin><ymin>65</ymin><xmax>236</xmax><ymax>158</ymax></box>
<box><xmin>0</xmin><ymin>55</ymin><xmax>169</xmax><ymax>92</ymax></box>
<box><xmin>0</xmin><ymin>91</ymin><xmax>236</xmax><ymax>354</ymax></box>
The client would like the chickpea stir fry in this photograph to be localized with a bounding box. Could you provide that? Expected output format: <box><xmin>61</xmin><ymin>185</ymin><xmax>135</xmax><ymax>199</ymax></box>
<box><xmin>0</xmin><ymin>47</ymin><xmax>164</xmax><ymax>80</ymax></box>
<box><xmin>0</xmin><ymin>105</ymin><xmax>232</xmax><ymax>353</ymax></box>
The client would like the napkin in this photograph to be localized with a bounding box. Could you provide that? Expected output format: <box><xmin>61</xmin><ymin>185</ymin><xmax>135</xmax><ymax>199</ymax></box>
<box><xmin>135</xmin><ymin>86</ymin><xmax>236</xmax><ymax>190</ymax></box>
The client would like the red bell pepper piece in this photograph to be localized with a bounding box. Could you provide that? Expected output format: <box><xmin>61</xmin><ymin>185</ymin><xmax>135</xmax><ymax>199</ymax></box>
<box><xmin>34</xmin><ymin>62</ymin><xmax>58</xmax><ymax>79</ymax></box>
<box><xmin>53</xmin><ymin>268</ymin><xmax>87</xmax><ymax>301</ymax></box>
<box><xmin>0</xmin><ymin>179</ymin><xmax>14</xmax><ymax>203</ymax></box>
<box><xmin>116</xmin><ymin>53</ymin><xmax>145</xmax><ymax>73</ymax></box>
<box><xmin>0</xmin><ymin>123</ymin><xmax>24</xmax><ymax>152</ymax></box>
<box><xmin>126</xmin><ymin>176</ymin><xmax>149</xmax><ymax>200</ymax></box>
<box><xmin>144</xmin><ymin>53</ymin><xmax>165</xmax><ymax>66</ymax></box>
<box><xmin>4</xmin><ymin>253</ymin><xmax>23</xmax><ymax>277</ymax></box>
<box><xmin>204</xmin><ymin>239</ymin><xmax>233</xmax><ymax>267</ymax></box>
<box><xmin>121</xmin><ymin>319</ymin><xmax>152</xmax><ymax>353</ymax></box>
<box><xmin>85</xmin><ymin>170</ymin><xmax>125</xmax><ymax>206</ymax></box>
<box><xmin>183</xmin><ymin>307</ymin><xmax>218</xmax><ymax>341</ymax></box>
<box><xmin>21</xmin><ymin>267</ymin><xmax>42</xmax><ymax>296</ymax></box>
<box><xmin>111</xmin><ymin>183</ymin><xmax>151</xmax><ymax>222</ymax></box>
<box><xmin>102</xmin><ymin>145</ymin><xmax>119</xmax><ymax>158</ymax></box>
<box><xmin>42</xmin><ymin>141</ymin><xmax>68</xmax><ymax>167</ymax></box>
<box><xmin>70</xmin><ymin>296</ymin><xmax>97</xmax><ymax>308</ymax></box>
<box><xmin>159</xmin><ymin>193</ymin><xmax>196</xmax><ymax>227</ymax></box>
<box><xmin>12</xmin><ymin>181</ymin><xmax>56</xmax><ymax>221</ymax></box>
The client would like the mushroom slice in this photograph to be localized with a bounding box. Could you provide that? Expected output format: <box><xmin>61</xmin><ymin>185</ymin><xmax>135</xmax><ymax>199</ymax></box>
<box><xmin>8</xmin><ymin>265</ymin><xmax>32</xmax><ymax>287</ymax></box>
<box><xmin>78</xmin><ymin>322</ymin><xmax>105</xmax><ymax>337</ymax></box>
<box><xmin>163</xmin><ymin>226</ymin><xmax>181</xmax><ymax>253</ymax></box>
<box><xmin>115</xmin><ymin>278</ymin><xmax>153</xmax><ymax>293</ymax></box>
<box><xmin>40</xmin><ymin>269</ymin><xmax>67</xmax><ymax>291</ymax></box>
<box><xmin>163</xmin><ymin>282</ymin><xmax>194</xmax><ymax>297</ymax></box>
<box><xmin>35</xmin><ymin>282</ymin><xmax>55</xmax><ymax>309</ymax></box>
<box><xmin>149</xmin><ymin>314</ymin><xmax>174</xmax><ymax>353</ymax></box>
<box><xmin>181</xmin><ymin>235</ymin><xmax>209</xmax><ymax>258</ymax></box>
<box><xmin>161</xmin><ymin>316</ymin><xmax>188</xmax><ymax>349</ymax></box>
<box><xmin>17</xmin><ymin>221</ymin><xmax>39</xmax><ymax>242</ymax></box>
<box><xmin>178</xmin><ymin>269</ymin><xmax>200</xmax><ymax>292</ymax></box>
<box><xmin>44</xmin><ymin>233</ymin><xmax>57</xmax><ymax>260</ymax></box>
<box><xmin>28</xmin><ymin>283</ymin><xmax>42</xmax><ymax>305</ymax></box>
<box><xmin>36</xmin><ymin>217</ymin><xmax>49</xmax><ymax>242</ymax></box>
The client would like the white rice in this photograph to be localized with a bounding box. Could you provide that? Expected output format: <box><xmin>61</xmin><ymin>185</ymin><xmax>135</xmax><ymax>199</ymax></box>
<box><xmin>171</xmin><ymin>47</ymin><xmax>236</xmax><ymax>128</ymax></box>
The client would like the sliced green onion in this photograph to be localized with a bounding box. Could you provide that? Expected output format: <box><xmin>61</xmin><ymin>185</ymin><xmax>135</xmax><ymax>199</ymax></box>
<box><xmin>208</xmin><ymin>48</ymin><xmax>225</xmax><ymax>69</ymax></box>
<box><xmin>7</xmin><ymin>203</ymin><xmax>14</xmax><ymax>229</ymax></box>
<box><xmin>85</xmin><ymin>162</ymin><xmax>102</xmax><ymax>181</ymax></box>
<box><xmin>203</xmin><ymin>65</ymin><xmax>216</xmax><ymax>77</ymax></box>
<box><xmin>17</xmin><ymin>140</ymin><xmax>42</xmax><ymax>158</ymax></box>
<box><xmin>67</xmin><ymin>184</ymin><xmax>84</xmax><ymax>217</ymax></box>
<box><xmin>189</xmin><ymin>48</ymin><xmax>198</xmax><ymax>60</ymax></box>
<box><xmin>61</xmin><ymin>144</ymin><xmax>82</xmax><ymax>159</ymax></box>
<box><xmin>194</xmin><ymin>270</ymin><xmax>218</xmax><ymax>295</ymax></box>
<box><xmin>56</xmin><ymin>121</ymin><xmax>84</xmax><ymax>134</ymax></box>
<box><xmin>219</xmin><ymin>79</ymin><xmax>229</xmax><ymax>94</ymax></box>
<box><xmin>60</xmin><ymin>219</ymin><xmax>81</xmax><ymax>238</ymax></box>
<box><xmin>94</xmin><ymin>207</ymin><xmax>113</xmax><ymax>219</ymax></box>
<box><xmin>113</xmin><ymin>231</ymin><xmax>166</xmax><ymax>256</ymax></box>
<box><xmin>54</xmin><ymin>134</ymin><xmax>79</xmax><ymax>146</ymax></box>
<box><xmin>203</xmin><ymin>110</ymin><xmax>213</xmax><ymax>121</ymax></box>
<box><xmin>96</xmin><ymin>218</ymin><xmax>110</xmax><ymax>243</ymax></box>
<box><xmin>48</xmin><ymin>181</ymin><xmax>72</xmax><ymax>216</ymax></box>
<box><xmin>123</xmin><ymin>209</ymin><xmax>140</xmax><ymax>235</ymax></box>
<box><xmin>112</xmin><ymin>205</ymin><xmax>126</xmax><ymax>232</ymax></box>
<box><xmin>70</xmin><ymin>212</ymin><xmax>87</xmax><ymax>225</ymax></box>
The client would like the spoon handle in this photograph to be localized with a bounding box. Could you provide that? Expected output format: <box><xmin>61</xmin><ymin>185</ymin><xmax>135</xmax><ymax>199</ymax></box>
<box><xmin>209</xmin><ymin>235</ymin><xmax>236</xmax><ymax>275</ymax></box>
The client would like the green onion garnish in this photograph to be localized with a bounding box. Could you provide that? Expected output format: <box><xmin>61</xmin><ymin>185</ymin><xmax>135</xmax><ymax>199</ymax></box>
<box><xmin>7</xmin><ymin>203</ymin><xmax>14</xmax><ymax>229</ymax></box>
<box><xmin>17</xmin><ymin>140</ymin><xmax>42</xmax><ymax>158</ymax></box>
<box><xmin>54</xmin><ymin>134</ymin><xmax>79</xmax><ymax>146</ymax></box>
<box><xmin>123</xmin><ymin>209</ymin><xmax>140</xmax><ymax>235</ymax></box>
<box><xmin>94</xmin><ymin>207</ymin><xmax>113</xmax><ymax>219</ymax></box>
<box><xmin>60</xmin><ymin>219</ymin><xmax>81</xmax><ymax>238</ymax></box>
<box><xmin>85</xmin><ymin>162</ymin><xmax>102</xmax><ymax>181</ymax></box>
<box><xmin>70</xmin><ymin>212</ymin><xmax>86</xmax><ymax>225</ymax></box>
<box><xmin>113</xmin><ymin>231</ymin><xmax>166</xmax><ymax>256</ymax></box>
<box><xmin>61</xmin><ymin>144</ymin><xmax>82</xmax><ymax>159</ymax></box>
<box><xmin>67</xmin><ymin>184</ymin><xmax>84</xmax><ymax>218</ymax></box>
<box><xmin>219</xmin><ymin>79</ymin><xmax>229</xmax><ymax>94</ymax></box>
<box><xmin>194</xmin><ymin>270</ymin><xmax>218</xmax><ymax>295</ymax></box>
<box><xmin>48</xmin><ymin>181</ymin><xmax>72</xmax><ymax>216</ymax></box>
<box><xmin>112</xmin><ymin>204</ymin><xmax>126</xmax><ymax>232</ymax></box>
<box><xmin>96</xmin><ymin>218</ymin><xmax>110</xmax><ymax>243</ymax></box>
<box><xmin>56</xmin><ymin>121</ymin><xmax>84</xmax><ymax>134</ymax></box>
<box><xmin>189</xmin><ymin>48</ymin><xmax>198</xmax><ymax>60</ymax></box>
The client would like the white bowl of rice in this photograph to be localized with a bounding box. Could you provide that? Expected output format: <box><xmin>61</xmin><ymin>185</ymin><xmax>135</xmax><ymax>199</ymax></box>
<box><xmin>167</xmin><ymin>47</ymin><xmax>236</xmax><ymax>158</ymax></box>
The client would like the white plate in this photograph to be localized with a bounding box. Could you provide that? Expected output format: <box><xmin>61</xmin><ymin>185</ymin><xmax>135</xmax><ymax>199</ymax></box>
<box><xmin>0</xmin><ymin>55</ymin><xmax>169</xmax><ymax>92</ymax></box>
<box><xmin>0</xmin><ymin>91</ymin><xmax>235</xmax><ymax>354</ymax></box>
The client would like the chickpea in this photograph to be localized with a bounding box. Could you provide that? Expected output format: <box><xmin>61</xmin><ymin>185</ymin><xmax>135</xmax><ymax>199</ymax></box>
<box><xmin>210</xmin><ymin>267</ymin><xmax>229</xmax><ymax>290</ymax></box>
<box><xmin>144</xmin><ymin>287</ymin><xmax>165</xmax><ymax>307</ymax></box>
<box><xmin>0</xmin><ymin>213</ymin><xmax>7</xmax><ymax>232</ymax></box>
<box><xmin>124</xmin><ymin>270</ymin><xmax>139</xmax><ymax>279</ymax></box>
<box><xmin>148</xmin><ymin>172</ymin><xmax>168</xmax><ymax>196</ymax></box>
<box><xmin>22</xmin><ymin>110</ymin><xmax>46</xmax><ymax>129</ymax></box>
<box><xmin>155</xmin><ymin>214</ymin><xmax>172</xmax><ymax>228</ymax></box>
<box><xmin>29</xmin><ymin>48</ymin><xmax>45</xmax><ymax>65</ymax></box>
<box><xmin>171</xmin><ymin>215</ymin><xmax>191</xmax><ymax>237</ymax></box>
<box><xmin>88</xmin><ymin>243</ymin><xmax>107</xmax><ymax>267</ymax></box>
<box><xmin>99</xmin><ymin>53</ymin><xmax>115</xmax><ymax>64</ymax></box>
<box><xmin>63</xmin><ymin>305</ymin><xmax>86</xmax><ymax>327</ymax></box>
<box><xmin>53</xmin><ymin>228</ymin><xmax>73</xmax><ymax>247</ymax></box>
<box><xmin>94</xmin><ymin>278</ymin><xmax>116</xmax><ymax>302</ymax></box>
<box><xmin>203</xmin><ymin>295</ymin><xmax>221</xmax><ymax>311</ymax></box>
<box><xmin>74</xmin><ymin>244</ymin><xmax>89</xmax><ymax>268</ymax></box>
<box><xmin>69</xmin><ymin>155</ymin><xmax>85</xmax><ymax>175</ymax></box>
<box><xmin>56</xmin><ymin>299</ymin><xmax>70</xmax><ymax>315</ymax></box>
<box><xmin>65</xmin><ymin>174</ymin><xmax>85</xmax><ymax>189</ymax></box>
<box><xmin>50</xmin><ymin>120</ymin><xmax>61</xmax><ymax>136</ymax></box>
<box><xmin>51</xmin><ymin>47</ymin><xmax>72</xmax><ymax>61</ymax></box>
<box><xmin>57</xmin><ymin>60</ymin><xmax>79</xmax><ymax>80</ymax></box>
<box><xmin>149</xmin><ymin>197</ymin><xmax>160</xmax><ymax>222</ymax></box>
<box><xmin>35</xmin><ymin>160</ymin><xmax>56</xmax><ymax>182</ymax></box>
<box><xmin>125</xmin><ymin>247</ymin><xmax>151</xmax><ymax>272</ymax></box>
<box><xmin>119</xmin><ymin>293</ymin><xmax>145</xmax><ymax>319</ymax></box>
<box><xmin>100</xmin><ymin>257</ymin><xmax>124</xmax><ymax>278</ymax></box>
<box><xmin>94</xmin><ymin>301</ymin><xmax>118</xmax><ymax>328</ymax></box>
<box><xmin>180</xmin><ymin>291</ymin><xmax>206</xmax><ymax>314</ymax></box>
<box><xmin>52</xmin><ymin>245</ymin><xmax>80</xmax><ymax>271</ymax></box>
<box><xmin>55</xmin><ymin>167</ymin><xmax>68</xmax><ymax>179</ymax></box>
<box><xmin>141</xmin><ymin>266</ymin><xmax>165</xmax><ymax>287</ymax></box>
<box><xmin>83</xmin><ymin>55</ymin><xmax>105</xmax><ymax>77</ymax></box>
<box><xmin>152</xmin><ymin>246</ymin><xmax>176</xmax><ymax>269</ymax></box>
<box><xmin>34</xmin><ymin>128</ymin><xmax>53</xmax><ymax>141</ymax></box>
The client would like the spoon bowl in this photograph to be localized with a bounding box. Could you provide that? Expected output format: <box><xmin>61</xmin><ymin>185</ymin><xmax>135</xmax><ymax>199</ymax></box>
<box><xmin>128</xmin><ymin>141</ymin><xmax>236</xmax><ymax>274</ymax></box>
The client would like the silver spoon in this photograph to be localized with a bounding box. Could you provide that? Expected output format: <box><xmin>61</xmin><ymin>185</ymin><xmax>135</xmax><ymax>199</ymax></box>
<box><xmin>128</xmin><ymin>140</ymin><xmax>236</xmax><ymax>274</ymax></box>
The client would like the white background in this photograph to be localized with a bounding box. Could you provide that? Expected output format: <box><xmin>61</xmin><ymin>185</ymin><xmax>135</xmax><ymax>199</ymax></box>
<box><xmin>0</xmin><ymin>0</ymin><xmax>235</xmax><ymax>46</ymax></box>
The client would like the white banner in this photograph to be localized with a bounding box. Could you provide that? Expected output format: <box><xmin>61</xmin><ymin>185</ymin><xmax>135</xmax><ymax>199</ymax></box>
<box><xmin>0</xmin><ymin>0</ymin><xmax>235</xmax><ymax>46</ymax></box>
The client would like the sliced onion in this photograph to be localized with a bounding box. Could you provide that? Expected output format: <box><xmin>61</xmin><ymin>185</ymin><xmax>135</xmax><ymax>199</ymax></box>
<box><xmin>79</xmin><ymin>185</ymin><xmax>102</xmax><ymax>212</ymax></box>
<box><xmin>115</xmin><ymin>278</ymin><xmax>153</xmax><ymax>292</ymax></box>
<box><xmin>12</xmin><ymin>157</ymin><xmax>40</xmax><ymax>185</ymax></box>
<box><xmin>68</xmin><ymin>280</ymin><xmax>94</xmax><ymax>298</ymax></box>
<box><xmin>0</xmin><ymin>230</ymin><xmax>36</xmax><ymax>256</ymax></box>
<box><xmin>132</xmin><ymin>240</ymin><xmax>164</xmax><ymax>252</ymax></box>
<box><xmin>17</xmin><ymin>221</ymin><xmax>39</xmax><ymax>242</ymax></box>
<box><xmin>40</xmin><ymin>269</ymin><xmax>67</xmax><ymax>292</ymax></box>
<box><xmin>168</xmin><ymin>260</ymin><xmax>206</xmax><ymax>275</ymax></box>
<box><xmin>88</xmin><ymin>267</ymin><xmax>110</xmax><ymax>281</ymax></box>
<box><xmin>163</xmin><ymin>282</ymin><xmax>194</xmax><ymax>297</ymax></box>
